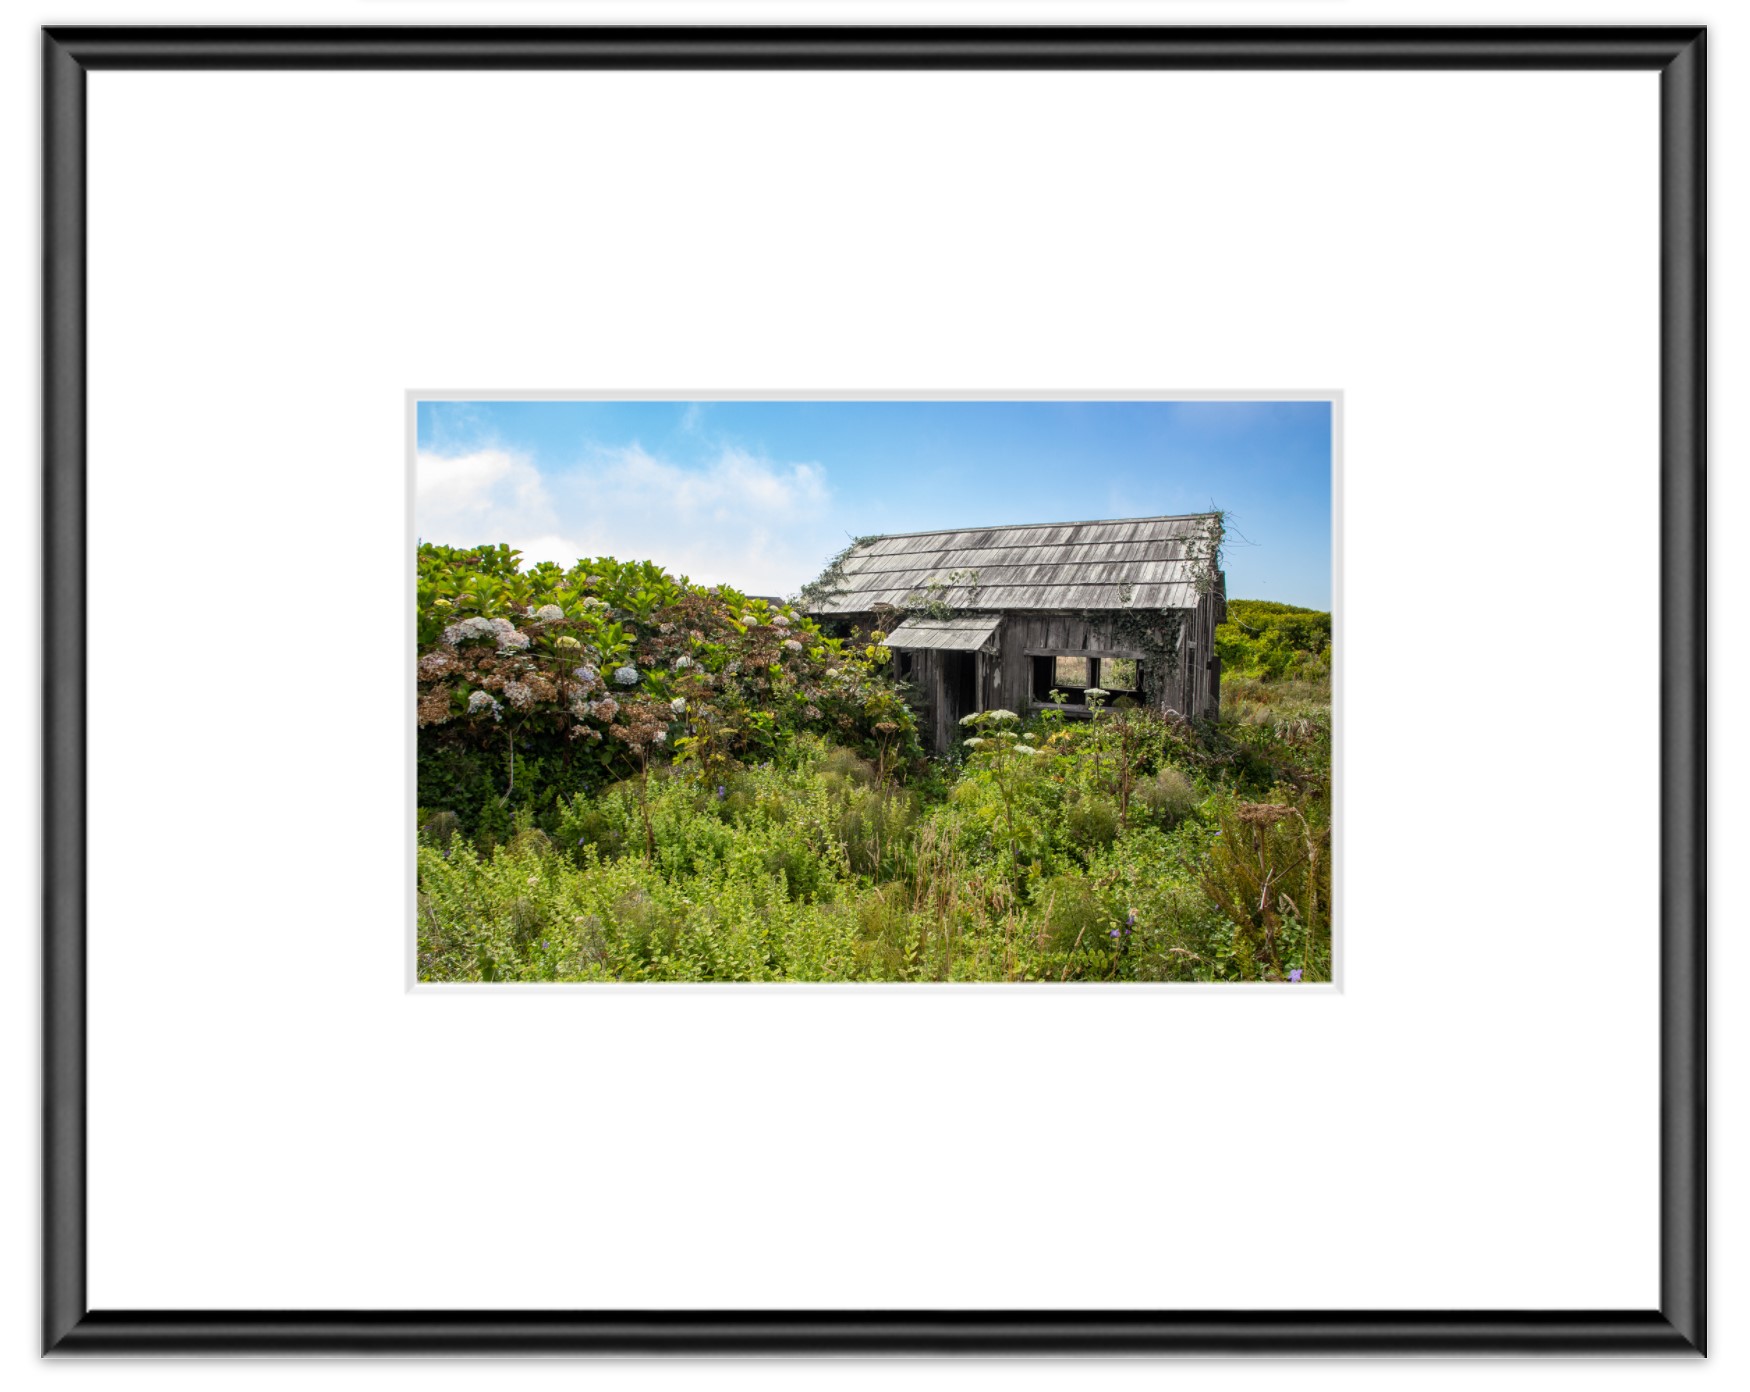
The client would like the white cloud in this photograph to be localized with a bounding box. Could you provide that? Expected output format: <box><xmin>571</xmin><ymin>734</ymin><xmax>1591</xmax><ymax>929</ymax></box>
<box><xmin>554</xmin><ymin>444</ymin><xmax>837</xmax><ymax>595</ymax></box>
<box><xmin>416</xmin><ymin>441</ymin><xmax>846</xmax><ymax>597</ymax></box>
<box><xmin>415</xmin><ymin>447</ymin><xmax>558</xmax><ymax>549</ymax></box>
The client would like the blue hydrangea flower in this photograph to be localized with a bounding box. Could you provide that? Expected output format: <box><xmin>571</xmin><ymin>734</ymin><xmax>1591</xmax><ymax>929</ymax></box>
<box><xmin>613</xmin><ymin>665</ymin><xmax>639</xmax><ymax>686</ymax></box>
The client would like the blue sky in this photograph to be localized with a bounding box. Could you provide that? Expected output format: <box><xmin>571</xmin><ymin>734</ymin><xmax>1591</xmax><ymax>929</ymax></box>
<box><xmin>415</xmin><ymin>399</ymin><xmax>1333</xmax><ymax>608</ymax></box>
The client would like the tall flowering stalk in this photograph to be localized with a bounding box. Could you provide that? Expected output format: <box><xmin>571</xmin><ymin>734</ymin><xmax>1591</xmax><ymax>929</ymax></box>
<box><xmin>609</xmin><ymin>698</ymin><xmax>670</xmax><ymax>861</ymax></box>
<box><xmin>959</xmin><ymin>709</ymin><xmax>1035</xmax><ymax>877</ymax></box>
<box><xmin>1088</xmin><ymin>690</ymin><xmax>1140</xmax><ymax>830</ymax></box>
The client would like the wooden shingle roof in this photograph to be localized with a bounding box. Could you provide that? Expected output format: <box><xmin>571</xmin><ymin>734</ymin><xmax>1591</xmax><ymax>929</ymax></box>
<box><xmin>804</xmin><ymin>513</ymin><xmax>1220</xmax><ymax>615</ymax></box>
<box><xmin>879</xmin><ymin>614</ymin><xmax>1002</xmax><ymax>653</ymax></box>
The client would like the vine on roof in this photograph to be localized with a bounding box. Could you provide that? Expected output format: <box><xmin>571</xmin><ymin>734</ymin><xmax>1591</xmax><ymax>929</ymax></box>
<box><xmin>796</xmin><ymin>535</ymin><xmax>877</xmax><ymax>611</ymax></box>
<box><xmin>900</xmin><ymin>568</ymin><xmax>981</xmax><ymax>620</ymax></box>
<box><xmin>1186</xmin><ymin>512</ymin><xmax>1226</xmax><ymax>599</ymax></box>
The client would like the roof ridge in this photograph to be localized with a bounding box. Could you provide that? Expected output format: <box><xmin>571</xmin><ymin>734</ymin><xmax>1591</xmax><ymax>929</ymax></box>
<box><xmin>856</xmin><ymin>512</ymin><xmax>1220</xmax><ymax>542</ymax></box>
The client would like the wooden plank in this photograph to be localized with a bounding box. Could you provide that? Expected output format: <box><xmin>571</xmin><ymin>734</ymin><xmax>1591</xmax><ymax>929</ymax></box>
<box><xmin>1021</xmin><ymin>647</ymin><xmax>1150</xmax><ymax>660</ymax></box>
<box><xmin>850</xmin><ymin>514</ymin><xmax>1212</xmax><ymax>556</ymax></box>
<box><xmin>840</xmin><ymin>540</ymin><xmax>1194</xmax><ymax>572</ymax></box>
<box><xmin>815</xmin><ymin>585</ymin><xmax>1202</xmax><ymax>612</ymax></box>
<box><xmin>833</xmin><ymin>579</ymin><xmax>1202</xmax><ymax>607</ymax></box>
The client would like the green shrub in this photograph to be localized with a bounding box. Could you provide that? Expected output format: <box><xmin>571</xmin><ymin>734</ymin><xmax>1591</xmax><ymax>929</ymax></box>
<box><xmin>1032</xmin><ymin>873</ymin><xmax>1110</xmax><ymax>953</ymax></box>
<box><xmin>1216</xmin><ymin>600</ymin><xmax>1331</xmax><ymax>680</ymax></box>
<box><xmin>816</xmin><ymin>744</ymin><xmax>877</xmax><ymax>787</ymax></box>
<box><xmin>1199</xmin><ymin>793</ymin><xmax>1331</xmax><ymax>981</ymax></box>
<box><xmin>1063</xmin><ymin>792</ymin><xmax>1121</xmax><ymax>854</ymax></box>
<box><xmin>1137</xmin><ymin>766</ymin><xmax>1199</xmax><ymax>827</ymax></box>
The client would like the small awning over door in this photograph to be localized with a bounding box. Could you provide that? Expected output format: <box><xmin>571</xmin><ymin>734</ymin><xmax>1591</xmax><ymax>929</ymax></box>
<box><xmin>880</xmin><ymin>614</ymin><xmax>1001</xmax><ymax>653</ymax></box>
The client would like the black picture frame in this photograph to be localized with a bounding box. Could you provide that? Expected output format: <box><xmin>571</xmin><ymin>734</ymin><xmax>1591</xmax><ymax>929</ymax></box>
<box><xmin>42</xmin><ymin>25</ymin><xmax>1706</xmax><ymax>1357</ymax></box>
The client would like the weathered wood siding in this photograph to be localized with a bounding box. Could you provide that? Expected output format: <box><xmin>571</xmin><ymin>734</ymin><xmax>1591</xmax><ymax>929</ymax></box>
<box><xmin>902</xmin><ymin>648</ymin><xmax>947</xmax><ymax>754</ymax></box>
<box><xmin>824</xmin><ymin>571</ymin><xmax>1225</xmax><ymax>753</ymax></box>
<box><xmin>1183</xmin><ymin>573</ymin><xmax>1226</xmax><ymax>719</ymax></box>
<box><xmin>986</xmin><ymin>576</ymin><xmax>1224</xmax><ymax>723</ymax></box>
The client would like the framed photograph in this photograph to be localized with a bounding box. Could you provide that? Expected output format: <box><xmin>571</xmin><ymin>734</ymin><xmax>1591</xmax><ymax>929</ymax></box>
<box><xmin>411</xmin><ymin>393</ymin><xmax>1332</xmax><ymax>988</ymax></box>
<box><xmin>44</xmin><ymin>27</ymin><xmax>1704</xmax><ymax>1355</ymax></box>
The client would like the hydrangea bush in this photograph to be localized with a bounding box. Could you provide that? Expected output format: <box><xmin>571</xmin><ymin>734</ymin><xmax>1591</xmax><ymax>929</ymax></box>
<box><xmin>416</xmin><ymin>541</ymin><xmax>923</xmax><ymax>833</ymax></box>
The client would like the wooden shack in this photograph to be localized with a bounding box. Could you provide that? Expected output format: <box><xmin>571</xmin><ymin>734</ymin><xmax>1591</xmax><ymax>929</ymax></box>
<box><xmin>803</xmin><ymin>513</ymin><xmax>1226</xmax><ymax>752</ymax></box>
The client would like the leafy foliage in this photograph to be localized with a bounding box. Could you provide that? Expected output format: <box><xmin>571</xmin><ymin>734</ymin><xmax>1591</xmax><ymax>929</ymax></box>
<box><xmin>1215</xmin><ymin>599</ymin><xmax>1332</xmax><ymax>680</ymax></box>
<box><xmin>416</xmin><ymin>542</ymin><xmax>923</xmax><ymax>840</ymax></box>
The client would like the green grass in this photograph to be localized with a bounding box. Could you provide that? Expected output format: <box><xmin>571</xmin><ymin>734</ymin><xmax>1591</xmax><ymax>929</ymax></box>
<box><xmin>417</xmin><ymin>672</ymin><xmax>1332</xmax><ymax>984</ymax></box>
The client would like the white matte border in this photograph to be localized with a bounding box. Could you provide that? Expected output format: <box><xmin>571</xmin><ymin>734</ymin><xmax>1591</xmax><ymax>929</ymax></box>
<box><xmin>84</xmin><ymin>68</ymin><xmax>1659</xmax><ymax>1311</ymax></box>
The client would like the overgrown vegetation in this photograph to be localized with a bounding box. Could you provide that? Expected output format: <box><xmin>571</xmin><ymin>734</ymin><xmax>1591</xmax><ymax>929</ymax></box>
<box><xmin>1215</xmin><ymin>599</ymin><xmax>1332</xmax><ymax>681</ymax></box>
<box><xmin>417</xmin><ymin>543</ymin><xmax>1332</xmax><ymax>983</ymax></box>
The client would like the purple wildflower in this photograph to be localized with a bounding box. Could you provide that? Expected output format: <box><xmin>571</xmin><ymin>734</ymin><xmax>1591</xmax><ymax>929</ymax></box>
<box><xmin>1126</xmin><ymin>909</ymin><xmax>1137</xmax><ymax>927</ymax></box>
<box><xmin>716</xmin><ymin>785</ymin><xmax>727</xmax><ymax>800</ymax></box>
<box><xmin>1288</xmin><ymin>969</ymin><xmax>1303</xmax><ymax>983</ymax></box>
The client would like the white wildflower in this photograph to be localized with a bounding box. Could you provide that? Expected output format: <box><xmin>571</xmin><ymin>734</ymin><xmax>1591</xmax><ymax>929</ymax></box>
<box><xmin>770</xmin><ymin>613</ymin><xmax>791</xmax><ymax>628</ymax></box>
<box><xmin>959</xmin><ymin>711</ymin><xmax>981</xmax><ymax>727</ymax></box>
<box><xmin>782</xmin><ymin>639</ymin><xmax>803</xmax><ymax>652</ymax></box>
<box><xmin>986</xmin><ymin>709</ymin><xmax>1019</xmax><ymax>723</ymax></box>
<box><xmin>670</xmin><ymin>698</ymin><xmax>687</xmax><ymax>715</ymax></box>
<box><xmin>1083</xmin><ymin>688</ymin><xmax>1108</xmax><ymax>699</ymax></box>
<box><xmin>534</xmin><ymin>604</ymin><xmax>564</xmax><ymax>623</ymax></box>
<box><xmin>825</xmin><ymin>668</ymin><xmax>840</xmax><ymax>679</ymax></box>
<box><xmin>964</xmin><ymin>737</ymin><xmax>986</xmax><ymax>748</ymax></box>
<box><xmin>673</xmin><ymin>655</ymin><xmax>692</xmax><ymax>670</ymax></box>
<box><xmin>1013</xmin><ymin>745</ymin><xmax>1039</xmax><ymax>755</ymax></box>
